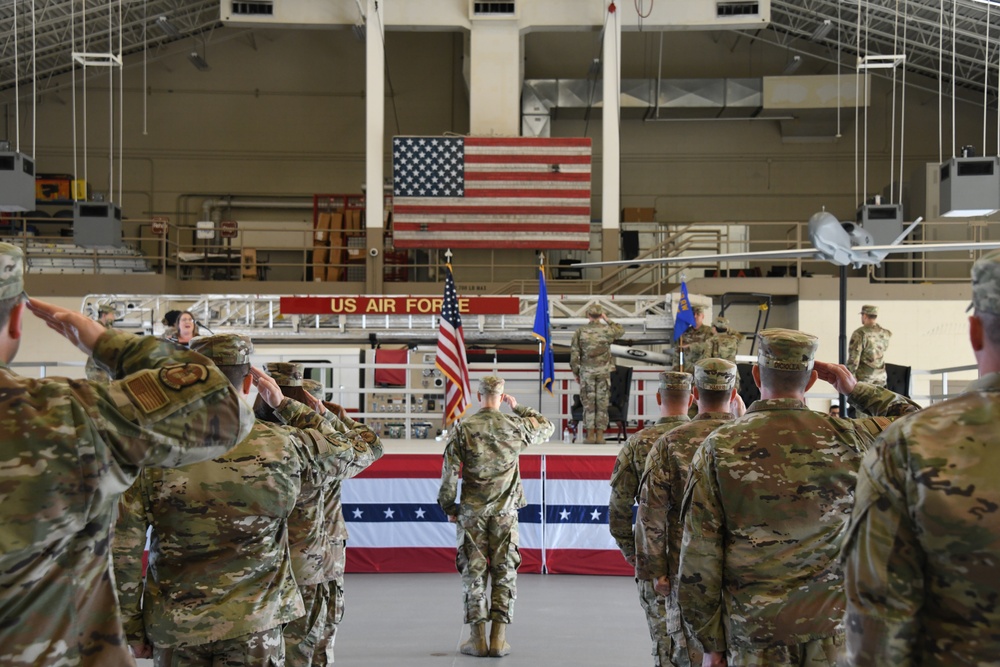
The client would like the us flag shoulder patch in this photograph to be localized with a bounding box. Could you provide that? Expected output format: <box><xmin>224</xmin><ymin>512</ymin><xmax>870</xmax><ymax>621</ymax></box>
<box><xmin>124</xmin><ymin>372</ymin><xmax>170</xmax><ymax>414</ymax></box>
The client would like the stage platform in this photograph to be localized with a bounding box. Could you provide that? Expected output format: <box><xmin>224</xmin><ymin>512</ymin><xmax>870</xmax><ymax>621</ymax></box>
<box><xmin>343</xmin><ymin>438</ymin><xmax>632</xmax><ymax>576</ymax></box>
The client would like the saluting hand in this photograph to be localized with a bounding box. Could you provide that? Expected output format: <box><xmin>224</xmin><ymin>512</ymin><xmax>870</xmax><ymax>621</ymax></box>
<box><xmin>301</xmin><ymin>389</ymin><xmax>327</xmax><ymax>415</ymax></box>
<box><xmin>501</xmin><ymin>393</ymin><xmax>518</xmax><ymax>410</ymax></box>
<box><xmin>249</xmin><ymin>367</ymin><xmax>285</xmax><ymax>408</ymax></box>
<box><xmin>27</xmin><ymin>298</ymin><xmax>107</xmax><ymax>354</ymax></box>
<box><xmin>814</xmin><ymin>360</ymin><xmax>858</xmax><ymax>396</ymax></box>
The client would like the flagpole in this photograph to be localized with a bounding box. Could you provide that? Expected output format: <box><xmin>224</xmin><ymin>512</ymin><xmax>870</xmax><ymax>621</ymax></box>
<box><xmin>537</xmin><ymin>252</ymin><xmax>545</xmax><ymax>412</ymax></box>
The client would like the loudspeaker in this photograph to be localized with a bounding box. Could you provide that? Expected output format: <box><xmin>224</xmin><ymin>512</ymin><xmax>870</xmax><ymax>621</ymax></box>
<box><xmin>885</xmin><ymin>363</ymin><xmax>911</xmax><ymax>398</ymax></box>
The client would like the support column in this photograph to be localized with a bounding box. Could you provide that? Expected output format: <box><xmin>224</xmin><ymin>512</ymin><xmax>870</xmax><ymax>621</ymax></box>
<box><xmin>601</xmin><ymin>4</ymin><xmax>621</xmax><ymax>272</ymax></box>
<box><xmin>468</xmin><ymin>22</ymin><xmax>521</xmax><ymax>136</ymax></box>
<box><xmin>365</xmin><ymin>0</ymin><xmax>385</xmax><ymax>294</ymax></box>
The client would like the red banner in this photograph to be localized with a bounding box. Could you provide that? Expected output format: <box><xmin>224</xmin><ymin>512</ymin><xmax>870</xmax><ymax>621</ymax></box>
<box><xmin>280</xmin><ymin>296</ymin><xmax>520</xmax><ymax>316</ymax></box>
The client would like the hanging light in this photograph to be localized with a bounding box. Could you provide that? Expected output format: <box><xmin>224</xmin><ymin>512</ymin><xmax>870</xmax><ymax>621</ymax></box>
<box><xmin>155</xmin><ymin>15</ymin><xmax>181</xmax><ymax>38</ymax></box>
<box><xmin>811</xmin><ymin>20</ymin><xmax>833</xmax><ymax>41</ymax></box>
<box><xmin>187</xmin><ymin>51</ymin><xmax>210</xmax><ymax>71</ymax></box>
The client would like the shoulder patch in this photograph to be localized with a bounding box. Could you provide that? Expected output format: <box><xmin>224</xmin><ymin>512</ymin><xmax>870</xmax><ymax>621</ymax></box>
<box><xmin>358</xmin><ymin>428</ymin><xmax>377</xmax><ymax>445</ymax></box>
<box><xmin>124</xmin><ymin>372</ymin><xmax>170</xmax><ymax>414</ymax></box>
<box><xmin>159</xmin><ymin>363</ymin><xmax>210</xmax><ymax>390</ymax></box>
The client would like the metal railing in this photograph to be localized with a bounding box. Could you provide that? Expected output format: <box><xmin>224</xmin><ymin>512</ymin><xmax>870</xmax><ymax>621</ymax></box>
<box><xmin>6</xmin><ymin>214</ymin><xmax>998</xmax><ymax>290</ymax></box>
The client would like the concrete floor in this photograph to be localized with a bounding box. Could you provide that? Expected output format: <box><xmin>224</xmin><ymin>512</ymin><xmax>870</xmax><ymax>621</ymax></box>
<box><xmin>139</xmin><ymin>572</ymin><xmax>653</xmax><ymax>666</ymax></box>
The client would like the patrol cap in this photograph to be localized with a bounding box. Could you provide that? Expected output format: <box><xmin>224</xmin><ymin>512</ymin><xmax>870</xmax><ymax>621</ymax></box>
<box><xmin>692</xmin><ymin>304</ymin><xmax>707</xmax><ymax>315</ymax></box>
<box><xmin>756</xmin><ymin>328</ymin><xmax>818</xmax><ymax>372</ymax></box>
<box><xmin>694</xmin><ymin>358</ymin><xmax>738</xmax><ymax>391</ymax></box>
<box><xmin>302</xmin><ymin>378</ymin><xmax>324</xmax><ymax>398</ymax></box>
<box><xmin>970</xmin><ymin>248</ymin><xmax>1000</xmax><ymax>315</ymax></box>
<box><xmin>712</xmin><ymin>316</ymin><xmax>730</xmax><ymax>332</ymax></box>
<box><xmin>0</xmin><ymin>243</ymin><xmax>25</xmax><ymax>300</ymax></box>
<box><xmin>266</xmin><ymin>361</ymin><xmax>304</xmax><ymax>387</ymax></box>
<box><xmin>658</xmin><ymin>371</ymin><xmax>692</xmax><ymax>392</ymax></box>
<box><xmin>478</xmin><ymin>375</ymin><xmax>505</xmax><ymax>395</ymax></box>
<box><xmin>98</xmin><ymin>304</ymin><xmax>116</xmax><ymax>316</ymax></box>
<box><xmin>861</xmin><ymin>305</ymin><xmax>878</xmax><ymax>316</ymax></box>
<box><xmin>585</xmin><ymin>304</ymin><xmax>604</xmax><ymax>317</ymax></box>
<box><xmin>189</xmin><ymin>334</ymin><xmax>253</xmax><ymax>365</ymax></box>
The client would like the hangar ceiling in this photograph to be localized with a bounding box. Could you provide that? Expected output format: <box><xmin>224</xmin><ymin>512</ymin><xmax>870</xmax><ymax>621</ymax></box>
<box><xmin>0</xmin><ymin>1</ymin><xmax>997</xmax><ymax>100</ymax></box>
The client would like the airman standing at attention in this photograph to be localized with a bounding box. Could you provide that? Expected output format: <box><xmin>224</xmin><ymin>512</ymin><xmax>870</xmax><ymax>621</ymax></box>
<box><xmin>677</xmin><ymin>304</ymin><xmax>713</xmax><ymax>372</ymax></box>
<box><xmin>303</xmin><ymin>378</ymin><xmax>356</xmax><ymax>666</ymax></box>
<box><xmin>842</xmin><ymin>249</ymin><xmax>1000</xmax><ymax>666</ymax></box>
<box><xmin>438</xmin><ymin>377</ymin><xmax>554</xmax><ymax>658</ymax></box>
<box><xmin>678</xmin><ymin>329</ymin><xmax>921</xmax><ymax>667</ymax></box>
<box><xmin>635</xmin><ymin>359</ymin><xmax>743</xmax><ymax>667</ymax></box>
<box><xmin>847</xmin><ymin>305</ymin><xmax>892</xmax><ymax>386</ymax></box>
<box><xmin>570</xmin><ymin>303</ymin><xmax>625</xmax><ymax>443</ymax></box>
<box><xmin>706</xmin><ymin>316</ymin><xmax>743</xmax><ymax>364</ymax></box>
<box><xmin>84</xmin><ymin>303</ymin><xmax>117</xmax><ymax>382</ymax></box>
<box><xmin>0</xmin><ymin>242</ymin><xmax>252</xmax><ymax>667</ymax></box>
<box><xmin>264</xmin><ymin>363</ymin><xmax>381</xmax><ymax>667</ymax></box>
<box><xmin>609</xmin><ymin>371</ymin><xmax>692</xmax><ymax>667</ymax></box>
<box><xmin>113</xmin><ymin>335</ymin><xmax>382</xmax><ymax>666</ymax></box>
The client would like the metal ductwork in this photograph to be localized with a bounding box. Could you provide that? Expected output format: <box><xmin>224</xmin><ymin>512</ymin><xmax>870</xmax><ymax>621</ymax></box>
<box><xmin>522</xmin><ymin>74</ymin><xmax>864</xmax><ymax>139</ymax></box>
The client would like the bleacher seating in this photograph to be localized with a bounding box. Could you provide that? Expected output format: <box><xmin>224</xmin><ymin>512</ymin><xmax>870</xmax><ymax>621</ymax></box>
<box><xmin>2</xmin><ymin>237</ymin><xmax>151</xmax><ymax>275</ymax></box>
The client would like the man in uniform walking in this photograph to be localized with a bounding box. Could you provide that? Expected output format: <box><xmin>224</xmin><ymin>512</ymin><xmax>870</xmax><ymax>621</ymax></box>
<box><xmin>847</xmin><ymin>305</ymin><xmax>892</xmax><ymax>386</ymax></box>
<box><xmin>570</xmin><ymin>304</ymin><xmax>625</xmax><ymax>443</ymax></box>
<box><xmin>635</xmin><ymin>359</ymin><xmax>742</xmax><ymax>667</ymax></box>
<box><xmin>0</xmin><ymin>242</ymin><xmax>252</xmax><ymax>667</ymax></box>
<box><xmin>438</xmin><ymin>377</ymin><xmax>554</xmax><ymax>658</ymax></box>
<box><xmin>679</xmin><ymin>329</ymin><xmax>920</xmax><ymax>667</ymax></box>
<box><xmin>114</xmin><ymin>335</ymin><xmax>382</xmax><ymax>665</ymax></box>
<box><xmin>609</xmin><ymin>371</ymin><xmax>692</xmax><ymax>666</ymax></box>
<box><xmin>842</xmin><ymin>249</ymin><xmax>1000</xmax><ymax>666</ymax></box>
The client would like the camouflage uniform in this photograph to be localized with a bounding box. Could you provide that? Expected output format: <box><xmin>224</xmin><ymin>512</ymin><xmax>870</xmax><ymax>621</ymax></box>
<box><xmin>0</xmin><ymin>244</ymin><xmax>252</xmax><ymax>667</ymax></box>
<box><xmin>437</xmin><ymin>377</ymin><xmax>554</xmax><ymax>626</ymax></box>
<box><xmin>842</xmin><ymin>249</ymin><xmax>1000</xmax><ymax>666</ymax></box>
<box><xmin>846</xmin><ymin>305</ymin><xmax>892</xmax><ymax>386</ymax></box>
<box><xmin>610</xmin><ymin>371</ymin><xmax>691</xmax><ymax>667</ymax></box>
<box><xmin>570</xmin><ymin>304</ymin><xmax>625</xmax><ymax>436</ymax></box>
<box><xmin>678</xmin><ymin>329</ymin><xmax>921</xmax><ymax>666</ymax></box>
<box><xmin>679</xmin><ymin>325</ymin><xmax>713</xmax><ymax>373</ymax></box>
<box><xmin>113</xmin><ymin>336</ymin><xmax>383</xmax><ymax>666</ymax></box>
<box><xmin>305</xmin><ymin>377</ymin><xmax>355</xmax><ymax>667</ymax></box>
<box><xmin>84</xmin><ymin>304</ymin><xmax>116</xmax><ymax>382</ymax></box>
<box><xmin>635</xmin><ymin>359</ymin><xmax>740</xmax><ymax>667</ymax></box>
<box><xmin>271</xmin><ymin>364</ymin><xmax>376</xmax><ymax>667</ymax></box>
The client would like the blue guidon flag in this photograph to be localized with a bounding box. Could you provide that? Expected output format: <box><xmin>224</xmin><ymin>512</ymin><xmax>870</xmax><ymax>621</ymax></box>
<box><xmin>391</xmin><ymin>136</ymin><xmax>592</xmax><ymax>250</ymax></box>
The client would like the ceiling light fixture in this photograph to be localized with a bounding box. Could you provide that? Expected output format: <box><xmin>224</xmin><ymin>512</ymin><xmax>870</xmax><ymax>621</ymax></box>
<box><xmin>187</xmin><ymin>52</ymin><xmax>210</xmax><ymax>71</ymax></box>
<box><xmin>783</xmin><ymin>55</ymin><xmax>802</xmax><ymax>75</ymax></box>
<box><xmin>811</xmin><ymin>19</ymin><xmax>832</xmax><ymax>41</ymax></box>
<box><xmin>155</xmin><ymin>15</ymin><xmax>181</xmax><ymax>38</ymax></box>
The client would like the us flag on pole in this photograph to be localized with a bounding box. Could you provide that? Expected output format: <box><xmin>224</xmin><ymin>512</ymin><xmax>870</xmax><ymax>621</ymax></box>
<box><xmin>391</xmin><ymin>136</ymin><xmax>592</xmax><ymax>249</ymax></box>
<box><xmin>435</xmin><ymin>262</ymin><xmax>472</xmax><ymax>425</ymax></box>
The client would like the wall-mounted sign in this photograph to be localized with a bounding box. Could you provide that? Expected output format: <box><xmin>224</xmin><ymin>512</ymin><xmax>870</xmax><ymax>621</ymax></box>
<box><xmin>150</xmin><ymin>217</ymin><xmax>168</xmax><ymax>236</ymax></box>
<box><xmin>280</xmin><ymin>296</ymin><xmax>521</xmax><ymax>316</ymax></box>
<box><xmin>220</xmin><ymin>220</ymin><xmax>239</xmax><ymax>239</ymax></box>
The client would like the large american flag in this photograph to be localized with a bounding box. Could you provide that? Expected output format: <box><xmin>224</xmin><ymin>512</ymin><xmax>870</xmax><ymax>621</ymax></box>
<box><xmin>391</xmin><ymin>136</ymin><xmax>592</xmax><ymax>249</ymax></box>
<box><xmin>435</xmin><ymin>262</ymin><xmax>472</xmax><ymax>425</ymax></box>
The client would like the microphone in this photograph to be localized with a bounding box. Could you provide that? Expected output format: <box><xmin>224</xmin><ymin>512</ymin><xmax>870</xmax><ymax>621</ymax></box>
<box><xmin>195</xmin><ymin>319</ymin><xmax>215</xmax><ymax>335</ymax></box>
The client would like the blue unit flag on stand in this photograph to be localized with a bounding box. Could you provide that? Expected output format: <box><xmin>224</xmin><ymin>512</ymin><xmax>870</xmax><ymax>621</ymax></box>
<box><xmin>673</xmin><ymin>281</ymin><xmax>697</xmax><ymax>342</ymax></box>
<box><xmin>532</xmin><ymin>264</ymin><xmax>555</xmax><ymax>394</ymax></box>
